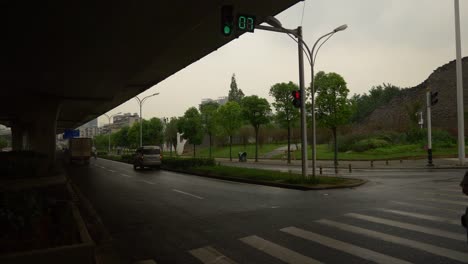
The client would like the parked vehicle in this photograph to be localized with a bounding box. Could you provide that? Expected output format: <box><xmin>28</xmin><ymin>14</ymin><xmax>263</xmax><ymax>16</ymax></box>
<box><xmin>133</xmin><ymin>146</ymin><xmax>161</xmax><ymax>170</ymax></box>
<box><xmin>69</xmin><ymin>138</ymin><xmax>92</xmax><ymax>164</ymax></box>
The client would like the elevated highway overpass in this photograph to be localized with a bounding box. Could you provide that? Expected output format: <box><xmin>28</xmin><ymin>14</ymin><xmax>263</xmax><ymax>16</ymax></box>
<box><xmin>0</xmin><ymin>1</ymin><xmax>301</xmax><ymax>169</ymax></box>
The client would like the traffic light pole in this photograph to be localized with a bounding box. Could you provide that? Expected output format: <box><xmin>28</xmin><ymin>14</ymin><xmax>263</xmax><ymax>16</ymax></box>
<box><xmin>256</xmin><ymin>24</ymin><xmax>308</xmax><ymax>179</ymax></box>
<box><xmin>426</xmin><ymin>89</ymin><xmax>433</xmax><ymax>166</ymax></box>
<box><xmin>297</xmin><ymin>27</ymin><xmax>309</xmax><ymax>180</ymax></box>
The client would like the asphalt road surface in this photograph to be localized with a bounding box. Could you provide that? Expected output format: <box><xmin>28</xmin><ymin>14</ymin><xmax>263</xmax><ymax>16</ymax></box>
<box><xmin>68</xmin><ymin>158</ymin><xmax>468</xmax><ymax>264</ymax></box>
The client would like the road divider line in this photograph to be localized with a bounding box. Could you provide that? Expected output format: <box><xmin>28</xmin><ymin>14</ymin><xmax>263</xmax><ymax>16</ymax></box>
<box><xmin>281</xmin><ymin>226</ymin><xmax>412</xmax><ymax>264</ymax></box>
<box><xmin>377</xmin><ymin>209</ymin><xmax>459</xmax><ymax>225</ymax></box>
<box><xmin>240</xmin><ymin>235</ymin><xmax>323</xmax><ymax>264</ymax></box>
<box><xmin>317</xmin><ymin>219</ymin><xmax>468</xmax><ymax>263</ymax></box>
<box><xmin>423</xmin><ymin>192</ymin><xmax>468</xmax><ymax>199</ymax></box>
<box><xmin>107</xmin><ymin>169</ymin><xmax>116</xmax><ymax>173</ymax></box>
<box><xmin>189</xmin><ymin>246</ymin><xmax>238</xmax><ymax>264</ymax></box>
<box><xmin>140</xmin><ymin>180</ymin><xmax>155</xmax><ymax>185</ymax></box>
<box><xmin>346</xmin><ymin>213</ymin><xmax>465</xmax><ymax>241</ymax></box>
<box><xmin>439</xmin><ymin>188</ymin><xmax>461</xmax><ymax>193</ymax></box>
<box><xmin>414</xmin><ymin>197</ymin><xmax>466</xmax><ymax>206</ymax></box>
<box><xmin>389</xmin><ymin>200</ymin><xmax>460</xmax><ymax>213</ymax></box>
<box><xmin>120</xmin><ymin>174</ymin><xmax>132</xmax><ymax>178</ymax></box>
<box><xmin>172</xmin><ymin>189</ymin><xmax>204</xmax><ymax>199</ymax></box>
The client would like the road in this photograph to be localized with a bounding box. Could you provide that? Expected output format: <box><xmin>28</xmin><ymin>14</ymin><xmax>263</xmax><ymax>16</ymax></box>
<box><xmin>68</xmin><ymin>158</ymin><xmax>468</xmax><ymax>264</ymax></box>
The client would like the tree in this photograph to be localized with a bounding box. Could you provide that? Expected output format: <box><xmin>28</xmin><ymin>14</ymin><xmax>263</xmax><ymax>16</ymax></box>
<box><xmin>0</xmin><ymin>136</ymin><xmax>8</xmax><ymax>149</ymax></box>
<box><xmin>314</xmin><ymin>71</ymin><xmax>352</xmax><ymax>167</ymax></box>
<box><xmin>216</xmin><ymin>101</ymin><xmax>243</xmax><ymax>161</ymax></box>
<box><xmin>179</xmin><ymin>107</ymin><xmax>203</xmax><ymax>157</ymax></box>
<box><xmin>269</xmin><ymin>81</ymin><xmax>300</xmax><ymax>163</ymax></box>
<box><xmin>349</xmin><ymin>83</ymin><xmax>400</xmax><ymax>123</ymax></box>
<box><xmin>111</xmin><ymin>126</ymin><xmax>130</xmax><ymax>148</ymax></box>
<box><xmin>164</xmin><ymin>117</ymin><xmax>179</xmax><ymax>157</ymax></box>
<box><xmin>199</xmin><ymin>101</ymin><xmax>220</xmax><ymax>158</ymax></box>
<box><xmin>241</xmin><ymin>95</ymin><xmax>271</xmax><ymax>162</ymax></box>
<box><xmin>228</xmin><ymin>74</ymin><xmax>244</xmax><ymax>103</ymax></box>
<box><xmin>127</xmin><ymin>118</ymin><xmax>164</xmax><ymax>148</ymax></box>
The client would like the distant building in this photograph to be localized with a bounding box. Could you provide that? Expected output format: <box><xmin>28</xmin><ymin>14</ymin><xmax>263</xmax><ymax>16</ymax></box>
<box><xmin>98</xmin><ymin>113</ymin><xmax>139</xmax><ymax>135</ymax></box>
<box><xmin>113</xmin><ymin>113</ymin><xmax>139</xmax><ymax>128</ymax></box>
<box><xmin>200</xmin><ymin>96</ymin><xmax>228</xmax><ymax>106</ymax></box>
<box><xmin>77</xmin><ymin>118</ymin><xmax>99</xmax><ymax>138</ymax></box>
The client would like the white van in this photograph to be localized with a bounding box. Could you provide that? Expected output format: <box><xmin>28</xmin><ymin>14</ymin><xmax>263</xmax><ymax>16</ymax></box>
<box><xmin>133</xmin><ymin>146</ymin><xmax>161</xmax><ymax>170</ymax></box>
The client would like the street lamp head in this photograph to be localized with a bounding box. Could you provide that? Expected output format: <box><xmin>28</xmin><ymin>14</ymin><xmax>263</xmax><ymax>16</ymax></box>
<box><xmin>333</xmin><ymin>24</ymin><xmax>348</xmax><ymax>32</ymax></box>
<box><xmin>265</xmin><ymin>16</ymin><xmax>283</xmax><ymax>29</ymax></box>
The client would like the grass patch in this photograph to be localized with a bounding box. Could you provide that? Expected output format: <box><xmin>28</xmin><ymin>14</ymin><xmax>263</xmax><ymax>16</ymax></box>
<box><xmin>185</xmin><ymin>144</ymin><xmax>284</xmax><ymax>159</ymax></box>
<box><xmin>188</xmin><ymin>165</ymin><xmax>359</xmax><ymax>187</ymax></box>
<box><xmin>272</xmin><ymin>144</ymin><xmax>465</xmax><ymax>161</ymax></box>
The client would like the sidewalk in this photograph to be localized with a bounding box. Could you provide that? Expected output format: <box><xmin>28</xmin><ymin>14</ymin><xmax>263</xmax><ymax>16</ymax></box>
<box><xmin>215</xmin><ymin>157</ymin><xmax>468</xmax><ymax>170</ymax></box>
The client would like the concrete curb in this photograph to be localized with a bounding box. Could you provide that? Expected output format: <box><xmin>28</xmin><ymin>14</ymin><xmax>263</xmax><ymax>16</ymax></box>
<box><xmin>162</xmin><ymin>167</ymin><xmax>368</xmax><ymax>191</ymax></box>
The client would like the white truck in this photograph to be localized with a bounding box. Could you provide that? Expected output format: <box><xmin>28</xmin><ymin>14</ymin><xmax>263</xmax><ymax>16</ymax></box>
<box><xmin>68</xmin><ymin>138</ymin><xmax>92</xmax><ymax>164</ymax></box>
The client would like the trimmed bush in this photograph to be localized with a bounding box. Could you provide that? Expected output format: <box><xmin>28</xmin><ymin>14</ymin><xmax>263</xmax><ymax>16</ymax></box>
<box><xmin>162</xmin><ymin>157</ymin><xmax>215</xmax><ymax>170</ymax></box>
<box><xmin>352</xmin><ymin>138</ymin><xmax>390</xmax><ymax>152</ymax></box>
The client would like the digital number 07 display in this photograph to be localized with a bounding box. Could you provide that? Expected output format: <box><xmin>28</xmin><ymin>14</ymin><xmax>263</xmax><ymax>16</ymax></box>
<box><xmin>236</xmin><ymin>14</ymin><xmax>256</xmax><ymax>33</ymax></box>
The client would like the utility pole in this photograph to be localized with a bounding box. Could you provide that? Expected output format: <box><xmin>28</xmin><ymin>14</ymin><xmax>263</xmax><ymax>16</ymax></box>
<box><xmin>426</xmin><ymin>89</ymin><xmax>434</xmax><ymax>167</ymax></box>
<box><xmin>454</xmin><ymin>0</ymin><xmax>465</xmax><ymax>165</ymax></box>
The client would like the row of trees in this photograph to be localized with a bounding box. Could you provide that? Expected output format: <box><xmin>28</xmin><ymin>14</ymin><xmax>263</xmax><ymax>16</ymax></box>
<box><xmin>99</xmin><ymin>72</ymin><xmax>400</xmax><ymax>165</ymax></box>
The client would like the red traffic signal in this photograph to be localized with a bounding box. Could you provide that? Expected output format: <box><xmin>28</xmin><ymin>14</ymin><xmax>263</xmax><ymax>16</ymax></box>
<box><xmin>291</xmin><ymin>90</ymin><xmax>301</xmax><ymax>108</ymax></box>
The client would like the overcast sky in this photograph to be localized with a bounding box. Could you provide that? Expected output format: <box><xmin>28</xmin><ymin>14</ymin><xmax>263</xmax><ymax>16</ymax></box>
<box><xmin>98</xmin><ymin>0</ymin><xmax>468</xmax><ymax>126</ymax></box>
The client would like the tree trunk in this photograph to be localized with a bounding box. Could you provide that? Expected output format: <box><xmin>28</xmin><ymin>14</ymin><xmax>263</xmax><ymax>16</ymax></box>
<box><xmin>333</xmin><ymin>127</ymin><xmax>338</xmax><ymax>169</ymax></box>
<box><xmin>209</xmin><ymin>134</ymin><xmax>212</xmax><ymax>158</ymax></box>
<box><xmin>170</xmin><ymin>141</ymin><xmax>172</xmax><ymax>157</ymax></box>
<box><xmin>255</xmin><ymin>127</ymin><xmax>259</xmax><ymax>162</ymax></box>
<box><xmin>193</xmin><ymin>144</ymin><xmax>196</xmax><ymax>158</ymax></box>
<box><xmin>287</xmin><ymin>121</ymin><xmax>291</xmax><ymax>164</ymax></box>
<box><xmin>229</xmin><ymin>135</ymin><xmax>232</xmax><ymax>161</ymax></box>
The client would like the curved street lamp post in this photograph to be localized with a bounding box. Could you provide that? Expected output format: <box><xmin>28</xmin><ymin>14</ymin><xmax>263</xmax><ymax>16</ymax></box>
<box><xmin>135</xmin><ymin>93</ymin><xmax>159</xmax><ymax>147</ymax></box>
<box><xmin>257</xmin><ymin>17</ymin><xmax>347</xmax><ymax>177</ymax></box>
<box><xmin>103</xmin><ymin>112</ymin><xmax>121</xmax><ymax>154</ymax></box>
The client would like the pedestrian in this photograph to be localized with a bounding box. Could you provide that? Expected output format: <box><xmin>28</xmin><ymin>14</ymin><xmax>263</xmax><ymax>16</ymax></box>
<box><xmin>461</xmin><ymin>171</ymin><xmax>468</xmax><ymax>243</ymax></box>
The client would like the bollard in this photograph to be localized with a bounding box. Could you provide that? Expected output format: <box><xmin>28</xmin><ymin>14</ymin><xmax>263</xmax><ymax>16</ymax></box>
<box><xmin>319</xmin><ymin>166</ymin><xmax>323</xmax><ymax>175</ymax></box>
<box><xmin>349</xmin><ymin>164</ymin><xmax>352</xmax><ymax>173</ymax></box>
<box><xmin>386</xmin><ymin>160</ymin><xmax>389</xmax><ymax>165</ymax></box>
<box><xmin>370</xmin><ymin>160</ymin><xmax>373</xmax><ymax>167</ymax></box>
<box><xmin>400</xmin><ymin>159</ymin><xmax>403</xmax><ymax>163</ymax></box>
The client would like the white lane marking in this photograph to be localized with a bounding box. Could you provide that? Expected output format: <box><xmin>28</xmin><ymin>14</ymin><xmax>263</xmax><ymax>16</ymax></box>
<box><xmin>107</xmin><ymin>169</ymin><xmax>116</xmax><ymax>173</ymax></box>
<box><xmin>281</xmin><ymin>226</ymin><xmax>412</xmax><ymax>264</ymax></box>
<box><xmin>378</xmin><ymin>209</ymin><xmax>459</xmax><ymax>225</ymax></box>
<box><xmin>346</xmin><ymin>213</ymin><xmax>465</xmax><ymax>242</ymax></box>
<box><xmin>240</xmin><ymin>235</ymin><xmax>323</xmax><ymax>264</ymax></box>
<box><xmin>389</xmin><ymin>200</ymin><xmax>460</xmax><ymax>213</ymax></box>
<box><xmin>172</xmin><ymin>189</ymin><xmax>204</xmax><ymax>200</ymax></box>
<box><xmin>317</xmin><ymin>219</ymin><xmax>468</xmax><ymax>263</ymax></box>
<box><xmin>439</xmin><ymin>188</ymin><xmax>462</xmax><ymax>193</ymax></box>
<box><xmin>120</xmin><ymin>174</ymin><xmax>132</xmax><ymax>178</ymax></box>
<box><xmin>423</xmin><ymin>192</ymin><xmax>468</xmax><ymax>199</ymax></box>
<box><xmin>189</xmin><ymin>246</ymin><xmax>238</xmax><ymax>264</ymax></box>
<box><xmin>139</xmin><ymin>180</ymin><xmax>155</xmax><ymax>185</ymax></box>
<box><xmin>415</xmin><ymin>197</ymin><xmax>466</xmax><ymax>206</ymax></box>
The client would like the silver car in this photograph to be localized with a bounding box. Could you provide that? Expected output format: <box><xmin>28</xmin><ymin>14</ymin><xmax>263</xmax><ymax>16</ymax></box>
<box><xmin>133</xmin><ymin>146</ymin><xmax>162</xmax><ymax>170</ymax></box>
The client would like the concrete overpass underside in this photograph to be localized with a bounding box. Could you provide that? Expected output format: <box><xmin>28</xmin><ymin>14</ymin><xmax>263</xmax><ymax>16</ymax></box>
<box><xmin>0</xmin><ymin>1</ymin><xmax>300</xmax><ymax>168</ymax></box>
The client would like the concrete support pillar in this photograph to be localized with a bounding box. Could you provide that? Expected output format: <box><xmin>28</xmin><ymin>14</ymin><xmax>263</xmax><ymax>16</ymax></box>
<box><xmin>28</xmin><ymin>100</ymin><xmax>61</xmax><ymax>170</ymax></box>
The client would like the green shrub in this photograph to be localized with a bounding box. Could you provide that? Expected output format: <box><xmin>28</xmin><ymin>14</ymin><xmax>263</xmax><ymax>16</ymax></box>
<box><xmin>337</xmin><ymin>134</ymin><xmax>367</xmax><ymax>152</ymax></box>
<box><xmin>352</xmin><ymin>138</ymin><xmax>390</xmax><ymax>152</ymax></box>
<box><xmin>120</xmin><ymin>154</ymin><xmax>134</xmax><ymax>163</ymax></box>
<box><xmin>162</xmin><ymin>157</ymin><xmax>215</xmax><ymax>169</ymax></box>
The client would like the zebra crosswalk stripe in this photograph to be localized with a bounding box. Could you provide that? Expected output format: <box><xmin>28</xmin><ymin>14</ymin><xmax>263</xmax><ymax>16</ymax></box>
<box><xmin>345</xmin><ymin>213</ymin><xmax>465</xmax><ymax>241</ymax></box>
<box><xmin>240</xmin><ymin>235</ymin><xmax>323</xmax><ymax>264</ymax></box>
<box><xmin>377</xmin><ymin>209</ymin><xmax>459</xmax><ymax>225</ymax></box>
<box><xmin>317</xmin><ymin>219</ymin><xmax>468</xmax><ymax>263</ymax></box>
<box><xmin>189</xmin><ymin>246</ymin><xmax>238</xmax><ymax>264</ymax></box>
<box><xmin>281</xmin><ymin>226</ymin><xmax>412</xmax><ymax>264</ymax></box>
<box><xmin>389</xmin><ymin>200</ymin><xmax>460</xmax><ymax>213</ymax></box>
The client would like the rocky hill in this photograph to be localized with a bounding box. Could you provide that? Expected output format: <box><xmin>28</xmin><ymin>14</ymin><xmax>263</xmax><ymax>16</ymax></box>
<box><xmin>360</xmin><ymin>57</ymin><xmax>468</xmax><ymax>133</ymax></box>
